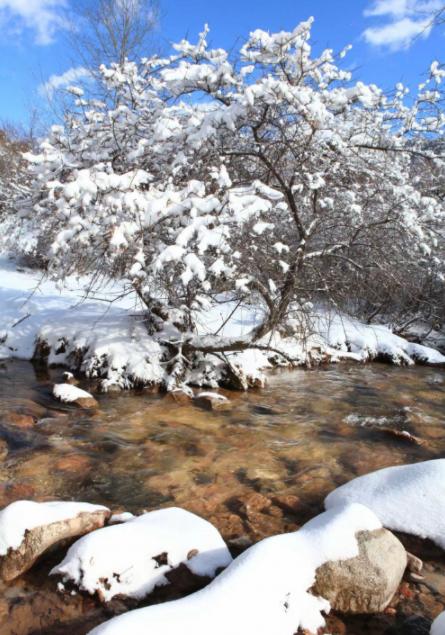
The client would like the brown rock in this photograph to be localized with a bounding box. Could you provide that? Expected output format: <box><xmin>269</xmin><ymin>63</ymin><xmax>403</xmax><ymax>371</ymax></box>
<box><xmin>0</xmin><ymin>509</ymin><xmax>110</xmax><ymax>582</ymax></box>
<box><xmin>245</xmin><ymin>510</ymin><xmax>285</xmax><ymax>540</ymax></box>
<box><xmin>193</xmin><ymin>393</ymin><xmax>231</xmax><ymax>411</ymax></box>
<box><xmin>0</xmin><ymin>588</ymin><xmax>105</xmax><ymax>635</ymax></box>
<box><xmin>73</xmin><ymin>396</ymin><xmax>99</xmax><ymax>409</ymax></box>
<box><xmin>3</xmin><ymin>413</ymin><xmax>35</xmax><ymax>429</ymax></box>
<box><xmin>407</xmin><ymin>551</ymin><xmax>423</xmax><ymax>574</ymax></box>
<box><xmin>0</xmin><ymin>440</ymin><xmax>7</xmax><ymax>461</ymax></box>
<box><xmin>207</xmin><ymin>512</ymin><xmax>245</xmax><ymax>541</ymax></box>
<box><xmin>272</xmin><ymin>494</ymin><xmax>301</xmax><ymax>515</ymax></box>
<box><xmin>241</xmin><ymin>492</ymin><xmax>272</xmax><ymax>515</ymax></box>
<box><xmin>312</xmin><ymin>528</ymin><xmax>407</xmax><ymax>614</ymax></box>
<box><xmin>55</xmin><ymin>455</ymin><xmax>91</xmax><ymax>473</ymax></box>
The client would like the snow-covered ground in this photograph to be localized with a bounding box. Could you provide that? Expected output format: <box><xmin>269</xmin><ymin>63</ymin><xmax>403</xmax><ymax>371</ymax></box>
<box><xmin>0</xmin><ymin>256</ymin><xmax>444</xmax><ymax>391</ymax></box>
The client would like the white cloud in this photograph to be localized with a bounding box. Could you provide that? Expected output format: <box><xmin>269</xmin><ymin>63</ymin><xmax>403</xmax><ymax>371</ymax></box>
<box><xmin>39</xmin><ymin>66</ymin><xmax>91</xmax><ymax>98</ymax></box>
<box><xmin>0</xmin><ymin>0</ymin><xmax>70</xmax><ymax>45</ymax></box>
<box><xmin>363</xmin><ymin>16</ymin><xmax>433</xmax><ymax>48</ymax></box>
<box><xmin>363</xmin><ymin>0</ymin><xmax>443</xmax><ymax>50</ymax></box>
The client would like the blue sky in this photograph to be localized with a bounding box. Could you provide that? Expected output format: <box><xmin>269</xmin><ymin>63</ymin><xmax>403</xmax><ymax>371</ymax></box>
<box><xmin>0</xmin><ymin>0</ymin><xmax>444</xmax><ymax>127</ymax></box>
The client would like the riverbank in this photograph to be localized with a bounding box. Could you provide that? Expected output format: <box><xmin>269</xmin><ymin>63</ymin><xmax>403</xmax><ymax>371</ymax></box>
<box><xmin>1</xmin><ymin>256</ymin><xmax>444</xmax><ymax>392</ymax></box>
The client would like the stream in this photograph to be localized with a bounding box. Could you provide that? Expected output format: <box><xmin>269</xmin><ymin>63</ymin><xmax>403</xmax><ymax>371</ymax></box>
<box><xmin>0</xmin><ymin>360</ymin><xmax>444</xmax><ymax>634</ymax></box>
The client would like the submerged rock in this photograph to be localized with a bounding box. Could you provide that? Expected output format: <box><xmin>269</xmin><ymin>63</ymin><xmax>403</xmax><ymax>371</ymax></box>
<box><xmin>385</xmin><ymin>615</ymin><xmax>432</xmax><ymax>635</ymax></box>
<box><xmin>3</xmin><ymin>413</ymin><xmax>36</xmax><ymax>429</ymax></box>
<box><xmin>312</xmin><ymin>528</ymin><xmax>407</xmax><ymax>614</ymax></box>
<box><xmin>0</xmin><ymin>439</ymin><xmax>7</xmax><ymax>461</ymax></box>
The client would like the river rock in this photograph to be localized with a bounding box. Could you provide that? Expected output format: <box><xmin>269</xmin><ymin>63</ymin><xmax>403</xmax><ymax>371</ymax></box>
<box><xmin>3</xmin><ymin>413</ymin><xmax>35</xmax><ymax>429</ymax></box>
<box><xmin>62</xmin><ymin>371</ymin><xmax>79</xmax><ymax>385</ymax></box>
<box><xmin>0</xmin><ymin>439</ymin><xmax>7</xmax><ymax>461</ymax></box>
<box><xmin>193</xmin><ymin>392</ymin><xmax>230</xmax><ymax>411</ymax></box>
<box><xmin>52</xmin><ymin>384</ymin><xmax>99</xmax><ymax>409</ymax></box>
<box><xmin>312</xmin><ymin>528</ymin><xmax>407</xmax><ymax>614</ymax></box>
<box><xmin>0</xmin><ymin>501</ymin><xmax>110</xmax><ymax>581</ymax></box>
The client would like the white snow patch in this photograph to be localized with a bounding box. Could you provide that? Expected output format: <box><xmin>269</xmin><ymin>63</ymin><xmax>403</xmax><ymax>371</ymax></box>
<box><xmin>87</xmin><ymin>503</ymin><xmax>381</xmax><ymax>635</ymax></box>
<box><xmin>109</xmin><ymin>512</ymin><xmax>135</xmax><ymax>524</ymax></box>
<box><xmin>53</xmin><ymin>383</ymin><xmax>94</xmax><ymax>403</ymax></box>
<box><xmin>432</xmin><ymin>611</ymin><xmax>445</xmax><ymax>635</ymax></box>
<box><xmin>325</xmin><ymin>459</ymin><xmax>445</xmax><ymax>548</ymax></box>
<box><xmin>195</xmin><ymin>391</ymin><xmax>228</xmax><ymax>402</ymax></box>
<box><xmin>51</xmin><ymin>507</ymin><xmax>233</xmax><ymax>602</ymax></box>
<box><xmin>0</xmin><ymin>501</ymin><xmax>109</xmax><ymax>556</ymax></box>
<box><xmin>316</xmin><ymin>312</ymin><xmax>445</xmax><ymax>366</ymax></box>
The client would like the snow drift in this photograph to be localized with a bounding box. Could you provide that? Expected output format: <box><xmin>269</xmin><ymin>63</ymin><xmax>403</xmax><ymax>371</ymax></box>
<box><xmin>325</xmin><ymin>459</ymin><xmax>445</xmax><ymax>548</ymax></box>
<box><xmin>87</xmin><ymin>503</ymin><xmax>381</xmax><ymax>635</ymax></box>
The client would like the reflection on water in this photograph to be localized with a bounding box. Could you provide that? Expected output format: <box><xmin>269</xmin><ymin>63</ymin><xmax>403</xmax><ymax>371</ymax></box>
<box><xmin>0</xmin><ymin>359</ymin><xmax>444</xmax><ymax>539</ymax></box>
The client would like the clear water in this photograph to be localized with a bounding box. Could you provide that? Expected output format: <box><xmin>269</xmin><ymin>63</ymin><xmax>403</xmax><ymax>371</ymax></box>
<box><xmin>0</xmin><ymin>360</ymin><xmax>444</xmax><ymax>523</ymax></box>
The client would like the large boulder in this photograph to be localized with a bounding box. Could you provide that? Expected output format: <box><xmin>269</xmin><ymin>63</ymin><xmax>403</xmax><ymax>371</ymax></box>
<box><xmin>312</xmin><ymin>528</ymin><xmax>407</xmax><ymax>613</ymax></box>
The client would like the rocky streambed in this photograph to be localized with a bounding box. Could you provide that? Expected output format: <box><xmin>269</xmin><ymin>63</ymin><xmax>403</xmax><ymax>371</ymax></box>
<box><xmin>0</xmin><ymin>359</ymin><xmax>444</xmax><ymax>634</ymax></box>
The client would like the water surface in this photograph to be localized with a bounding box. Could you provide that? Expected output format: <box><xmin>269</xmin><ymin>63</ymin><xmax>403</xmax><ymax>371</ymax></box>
<box><xmin>1</xmin><ymin>360</ymin><xmax>443</xmax><ymax>539</ymax></box>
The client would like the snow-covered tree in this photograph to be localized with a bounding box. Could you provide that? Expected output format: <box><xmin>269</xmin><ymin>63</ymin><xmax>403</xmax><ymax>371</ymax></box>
<box><xmin>0</xmin><ymin>126</ymin><xmax>29</xmax><ymax>219</ymax></box>
<box><xmin>24</xmin><ymin>19</ymin><xmax>445</xmax><ymax>387</ymax></box>
<box><xmin>0</xmin><ymin>125</ymin><xmax>37</xmax><ymax>260</ymax></box>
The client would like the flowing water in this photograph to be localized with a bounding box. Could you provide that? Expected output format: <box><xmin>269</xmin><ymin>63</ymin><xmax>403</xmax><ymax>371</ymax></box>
<box><xmin>1</xmin><ymin>360</ymin><xmax>445</xmax><ymax>634</ymax></box>
<box><xmin>0</xmin><ymin>360</ymin><xmax>444</xmax><ymax>539</ymax></box>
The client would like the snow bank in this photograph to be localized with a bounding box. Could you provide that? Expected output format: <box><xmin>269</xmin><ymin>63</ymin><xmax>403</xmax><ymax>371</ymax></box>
<box><xmin>316</xmin><ymin>312</ymin><xmax>445</xmax><ymax>365</ymax></box>
<box><xmin>0</xmin><ymin>258</ymin><xmax>165</xmax><ymax>390</ymax></box>
<box><xmin>51</xmin><ymin>507</ymin><xmax>233</xmax><ymax>601</ymax></box>
<box><xmin>0</xmin><ymin>501</ymin><xmax>109</xmax><ymax>556</ymax></box>
<box><xmin>0</xmin><ymin>258</ymin><xmax>443</xmax><ymax>392</ymax></box>
<box><xmin>432</xmin><ymin>612</ymin><xmax>445</xmax><ymax>635</ymax></box>
<box><xmin>53</xmin><ymin>383</ymin><xmax>95</xmax><ymax>403</ymax></box>
<box><xmin>325</xmin><ymin>460</ymin><xmax>445</xmax><ymax>548</ymax></box>
<box><xmin>87</xmin><ymin>503</ymin><xmax>381</xmax><ymax>635</ymax></box>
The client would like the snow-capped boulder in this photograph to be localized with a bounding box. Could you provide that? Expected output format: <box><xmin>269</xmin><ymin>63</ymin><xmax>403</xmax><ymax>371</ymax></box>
<box><xmin>193</xmin><ymin>392</ymin><xmax>230</xmax><ymax>411</ymax></box>
<box><xmin>53</xmin><ymin>383</ymin><xmax>98</xmax><ymax>409</ymax></box>
<box><xmin>325</xmin><ymin>460</ymin><xmax>445</xmax><ymax>549</ymax></box>
<box><xmin>0</xmin><ymin>500</ymin><xmax>110</xmax><ymax>581</ymax></box>
<box><xmin>86</xmin><ymin>503</ymin><xmax>382</xmax><ymax>635</ymax></box>
<box><xmin>51</xmin><ymin>507</ymin><xmax>233</xmax><ymax>602</ymax></box>
<box><xmin>62</xmin><ymin>371</ymin><xmax>79</xmax><ymax>385</ymax></box>
<box><xmin>432</xmin><ymin>611</ymin><xmax>445</xmax><ymax>635</ymax></box>
<box><xmin>312</xmin><ymin>528</ymin><xmax>407</xmax><ymax>613</ymax></box>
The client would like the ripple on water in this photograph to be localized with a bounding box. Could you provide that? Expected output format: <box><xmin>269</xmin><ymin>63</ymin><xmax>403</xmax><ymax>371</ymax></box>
<box><xmin>0</xmin><ymin>360</ymin><xmax>444</xmax><ymax>534</ymax></box>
